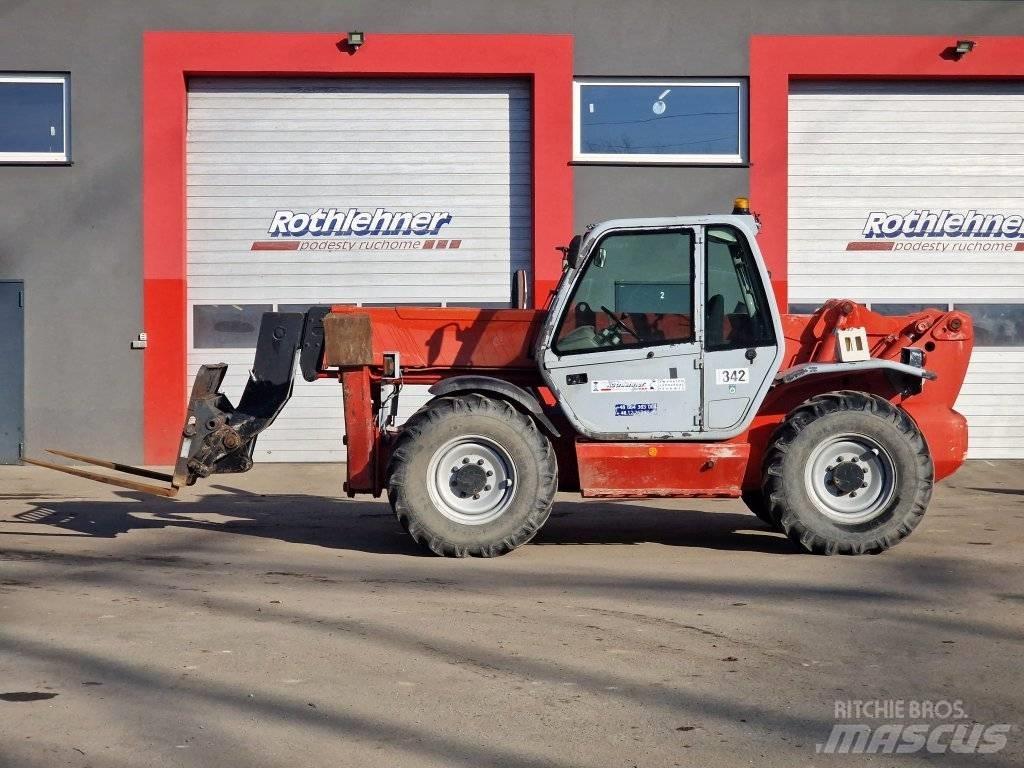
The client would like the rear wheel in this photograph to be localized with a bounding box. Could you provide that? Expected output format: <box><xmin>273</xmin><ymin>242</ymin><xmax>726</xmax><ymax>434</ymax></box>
<box><xmin>763</xmin><ymin>390</ymin><xmax>933</xmax><ymax>555</ymax></box>
<box><xmin>387</xmin><ymin>394</ymin><xmax>557</xmax><ymax>557</ymax></box>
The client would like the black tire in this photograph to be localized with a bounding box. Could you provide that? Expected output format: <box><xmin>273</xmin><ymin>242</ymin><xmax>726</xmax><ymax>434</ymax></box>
<box><xmin>763</xmin><ymin>390</ymin><xmax>933</xmax><ymax>555</ymax></box>
<box><xmin>387</xmin><ymin>394</ymin><xmax>557</xmax><ymax>557</ymax></box>
<box><xmin>741</xmin><ymin>489</ymin><xmax>782</xmax><ymax>531</ymax></box>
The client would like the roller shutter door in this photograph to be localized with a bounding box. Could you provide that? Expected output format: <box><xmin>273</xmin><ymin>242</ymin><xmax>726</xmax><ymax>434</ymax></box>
<box><xmin>186</xmin><ymin>78</ymin><xmax>532</xmax><ymax>462</ymax></box>
<box><xmin>789</xmin><ymin>81</ymin><xmax>1024</xmax><ymax>459</ymax></box>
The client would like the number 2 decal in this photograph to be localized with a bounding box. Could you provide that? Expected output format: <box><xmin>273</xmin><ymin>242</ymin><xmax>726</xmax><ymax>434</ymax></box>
<box><xmin>715</xmin><ymin>368</ymin><xmax>749</xmax><ymax>385</ymax></box>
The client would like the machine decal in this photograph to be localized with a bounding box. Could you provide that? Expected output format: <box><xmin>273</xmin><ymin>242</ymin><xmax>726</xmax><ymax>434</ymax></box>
<box><xmin>715</xmin><ymin>368</ymin><xmax>749</xmax><ymax>385</ymax></box>
<box><xmin>615</xmin><ymin>403</ymin><xmax>658</xmax><ymax>416</ymax></box>
<box><xmin>591</xmin><ymin>378</ymin><xmax>686</xmax><ymax>393</ymax></box>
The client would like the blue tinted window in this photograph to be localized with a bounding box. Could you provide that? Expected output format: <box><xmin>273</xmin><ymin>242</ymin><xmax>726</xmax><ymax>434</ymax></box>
<box><xmin>0</xmin><ymin>76</ymin><xmax>68</xmax><ymax>160</ymax></box>
<box><xmin>576</xmin><ymin>81</ymin><xmax>745</xmax><ymax>163</ymax></box>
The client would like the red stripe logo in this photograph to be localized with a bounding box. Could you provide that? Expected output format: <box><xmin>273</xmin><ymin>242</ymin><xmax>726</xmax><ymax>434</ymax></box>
<box><xmin>846</xmin><ymin>242</ymin><xmax>895</xmax><ymax>251</ymax></box>
<box><xmin>251</xmin><ymin>241</ymin><xmax>300</xmax><ymax>251</ymax></box>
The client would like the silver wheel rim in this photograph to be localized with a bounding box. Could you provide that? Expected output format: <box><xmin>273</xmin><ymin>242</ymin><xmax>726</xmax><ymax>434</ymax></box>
<box><xmin>426</xmin><ymin>435</ymin><xmax>517</xmax><ymax>525</ymax></box>
<box><xmin>804</xmin><ymin>433</ymin><xmax>897</xmax><ymax>524</ymax></box>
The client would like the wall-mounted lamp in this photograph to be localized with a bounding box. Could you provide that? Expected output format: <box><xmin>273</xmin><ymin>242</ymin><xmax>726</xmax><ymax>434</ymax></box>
<box><xmin>953</xmin><ymin>39</ymin><xmax>975</xmax><ymax>59</ymax></box>
<box><xmin>347</xmin><ymin>31</ymin><xmax>365</xmax><ymax>50</ymax></box>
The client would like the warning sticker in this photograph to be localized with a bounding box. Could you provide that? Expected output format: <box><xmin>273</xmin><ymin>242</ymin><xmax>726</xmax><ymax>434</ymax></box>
<box><xmin>591</xmin><ymin>378</ymin><xmax>686</xmax><ymax>393</ymax></box>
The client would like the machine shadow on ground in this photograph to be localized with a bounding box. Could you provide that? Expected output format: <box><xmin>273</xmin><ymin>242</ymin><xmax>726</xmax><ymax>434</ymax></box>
<box><xmin>4</xmin><ymin>489</ymin><xmax>797</xmax><ymax>556</ymax></box>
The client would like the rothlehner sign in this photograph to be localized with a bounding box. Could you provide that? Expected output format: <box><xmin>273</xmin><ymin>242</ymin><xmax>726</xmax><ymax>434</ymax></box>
<box><xmin>862</xmin><ymin>209</ymin><xmax>1024</xmax><ymax>239</ymax></box>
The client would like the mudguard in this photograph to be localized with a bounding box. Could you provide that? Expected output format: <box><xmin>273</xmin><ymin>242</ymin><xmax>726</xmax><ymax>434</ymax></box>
<box><xmin>428</xmin><ymin>375</ymin><xmax>560</xmax><ymax>437</ymax></box>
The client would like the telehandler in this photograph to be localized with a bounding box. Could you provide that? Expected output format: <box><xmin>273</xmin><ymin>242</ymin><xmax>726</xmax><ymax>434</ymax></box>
<box><xmin>28</xmin><ymin>201</ymin><xmax>974</xmax><ymax>557</ymax></box>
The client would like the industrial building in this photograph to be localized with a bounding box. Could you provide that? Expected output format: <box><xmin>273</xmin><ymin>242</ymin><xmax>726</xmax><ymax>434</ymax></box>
<box><xmin>1</xmin><ymin>1</ymin><xmax>1021</xmax><ymax>464</ymax></box>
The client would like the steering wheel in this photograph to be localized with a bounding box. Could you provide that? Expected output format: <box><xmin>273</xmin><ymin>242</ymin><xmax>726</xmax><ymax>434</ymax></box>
<box><xmin>600</xmin><ymin>305</ymin><xmax>640</xmax><ymax>341</ymax></box>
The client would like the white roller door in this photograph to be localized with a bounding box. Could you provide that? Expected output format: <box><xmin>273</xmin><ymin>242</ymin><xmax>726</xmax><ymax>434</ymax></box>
<box><xmin>186</xmin><ymin>78</ymin><xmax>532</xmax><ymax>462</ymax></box>
<box><xmin>789</xmin><ymin>81</ymin><xmax>1024</xmax><ymax>458</ymax></box>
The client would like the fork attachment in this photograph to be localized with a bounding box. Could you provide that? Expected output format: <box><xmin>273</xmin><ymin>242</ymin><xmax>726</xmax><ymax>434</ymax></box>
<box><xmin>24</xmin><ymin>309</ymin><xmax>328</xmax><ymax>497</ymax></box>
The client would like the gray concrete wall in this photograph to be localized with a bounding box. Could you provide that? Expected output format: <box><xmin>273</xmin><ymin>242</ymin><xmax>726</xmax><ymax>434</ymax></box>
<box><xmin>0</xmin><ymin>0</ymin><xmax>1021</xmax><ymax>461</ymax></box>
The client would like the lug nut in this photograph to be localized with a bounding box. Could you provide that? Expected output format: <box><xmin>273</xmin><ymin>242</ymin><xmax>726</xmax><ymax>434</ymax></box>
<box><xmin>473</xmin><ymin>494</ymin><xmax>480</xmax><ymax>500</ymax></box>
<box><xmin>462</xmin><ymin>457</ymin><xmax>469</xmax><ymax>464</ymax></box>
<box><xmin>851</xmin><ymin>456</ymin><xmax>859</xmax><ymax>463</ymax></box>
<box><xmin>836</xmin><ymin>457</ymin><xmax>844</xmax><ymax>463</ymax></box>
<box><xmin>477</xmin><ymin>459</ymin><xmax>484</xmax><ymax>466</ymax></box>
<box><xmin>484</xmin><ymin>485</ymin><xmax>491</xmax><ymax>491</ymax></box>
<box><xmin>486</xmin><ymin>470</ymin><xmax>493</xmax><ymax>477</ymax></box>
<box><xmin>826</xmin><ymin>465</ymin><xmax>834</xmax><ymax>472</ymax></box>
<box><xmin>451</xmin><ymin>467</ymin><xmax>457</xmax><ymax>473</ymax></box>
<box><xmin>861</xmin><ymin>481</ymin><xmax>868</xmax><ymax>488</ymax></box>
<box><xmin>849</xmin><ymin>491</ymin><xmax>858</xmax><ymax>498</ymax></box>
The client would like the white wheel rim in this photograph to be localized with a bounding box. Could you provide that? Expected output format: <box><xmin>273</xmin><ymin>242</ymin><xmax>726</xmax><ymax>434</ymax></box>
<box><xmin>426</xmin><ymin>435</ymin><xmax>517</xmax><ymax>525</ymax></box>
<box><xmin>803</xmin><ymin>433</ymin><xmax>897</xmax><ymax>524</ymax></box>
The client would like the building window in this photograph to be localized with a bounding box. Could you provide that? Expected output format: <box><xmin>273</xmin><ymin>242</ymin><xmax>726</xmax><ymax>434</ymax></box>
<box><xmin>0</xmin><ymin>74</ymin><xmax>70</xmax><ymax>163</ymax></box>
<box><xmin>573</xmin><ymin>78</ymin><xmax>746</xmax><ymax>165</ymax></box>
<box><xmin>193</xmin><ymin>304</ymin><xmax>271</xmax><ymax>349</ymax></box>
<box><xmin>788</xmin><ymin>303</ymin><xmax>822</xmax><ymax>315</ymax></box>
<box><xmin>954</xmin><ymin>304</ymin><xmax>1024</xmax><ymax>347</ymax></box>
<box><xmin>870</xmin><ymin>303</ymin><xmax>949</xmax><ymax>316</ymax></box>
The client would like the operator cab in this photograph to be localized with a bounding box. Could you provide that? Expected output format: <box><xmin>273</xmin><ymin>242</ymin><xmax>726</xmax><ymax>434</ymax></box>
<box><xmin>538</xmin><ymin>201</ymin><xmax>784</xmax><ymax>441</ymax></box>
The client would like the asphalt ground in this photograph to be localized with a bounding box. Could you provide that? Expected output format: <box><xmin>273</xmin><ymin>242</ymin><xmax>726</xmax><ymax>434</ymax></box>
<box><xmin>0</xmin><ymin>460</ymin><xmax>1021</xmax><ymax>767</ymax></box>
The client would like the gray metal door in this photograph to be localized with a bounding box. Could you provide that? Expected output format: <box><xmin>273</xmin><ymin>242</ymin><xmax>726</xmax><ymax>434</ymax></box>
<box><xmin>701</xmin><ymin>225</ymin><xmax>780</xmax><ymax>434</ymax></box>
<box><xmin>541</xmin><ymin>228</ymin><xmax>702</xmax><ymax>438</ymax></box>
<box><xmin>0</xmin><ymin>282</ymin><xmax>24</xmax><ymax>463</ymax></box>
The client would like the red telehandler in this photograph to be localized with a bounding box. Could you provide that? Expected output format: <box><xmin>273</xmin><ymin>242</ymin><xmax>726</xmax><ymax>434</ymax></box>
<box><xmin>28</xmin><ymin>203</ymin><xmax>974</xmax><ymax>557</ymax></box>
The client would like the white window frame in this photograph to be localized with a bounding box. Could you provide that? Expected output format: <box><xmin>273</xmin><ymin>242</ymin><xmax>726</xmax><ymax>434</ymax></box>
<box><xmin>573</xmin><ymin>78</ymin><xmax>747</xmax><ymax>166</ymax></box>
<box><xmin>0</xmin><ymin>73</ymin><xmax>71</xmax><ymax>163</ymax></box>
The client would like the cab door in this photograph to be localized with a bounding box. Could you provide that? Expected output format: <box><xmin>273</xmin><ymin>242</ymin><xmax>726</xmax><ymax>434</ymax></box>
<box><xmin>701</xmin><ymin>224</ymin><xmax>781</xmax><ymax>434</ymax></box>
<box><xmin>540</xmin><ymin>227</ymin><xmax>703</xmax><ymax>439</ymax></box>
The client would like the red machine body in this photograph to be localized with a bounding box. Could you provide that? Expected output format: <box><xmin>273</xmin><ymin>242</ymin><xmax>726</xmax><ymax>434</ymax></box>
<box><xmin>326</xmin><ymin>300</ymin><xmax>972</xmax><ymax>499</ymax></box>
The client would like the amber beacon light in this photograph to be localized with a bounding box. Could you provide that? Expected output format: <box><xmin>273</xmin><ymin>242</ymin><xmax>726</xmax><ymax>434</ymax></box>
<box><xmin>732</xmin><ymin>196</ymin><xmax>751</xmax><ymax>215</ymax></box>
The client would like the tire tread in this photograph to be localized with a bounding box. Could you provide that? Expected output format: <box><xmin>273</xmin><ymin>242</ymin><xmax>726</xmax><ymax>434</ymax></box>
<box><xmin>387</xmin><ymin>394</ymin><xmax>557</xmax><ymax>557</ymax></box>
<box><xmin>762</xmin><ymin>390</ymin><xmax>932</xmax><ymax>555</ymax></box>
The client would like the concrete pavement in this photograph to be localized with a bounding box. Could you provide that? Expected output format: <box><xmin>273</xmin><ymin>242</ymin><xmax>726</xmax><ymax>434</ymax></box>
<box><xmin>0</xmin><ymin>461</ymin><xmax>1021</xmax><ymax>767</ymax></box>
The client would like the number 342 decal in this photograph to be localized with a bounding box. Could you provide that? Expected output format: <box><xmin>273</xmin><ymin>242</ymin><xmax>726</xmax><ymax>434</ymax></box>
<box><xmin>715</xmin><ymin>368</ymin><xmax>749</xmax><ymax>385</ymax></box>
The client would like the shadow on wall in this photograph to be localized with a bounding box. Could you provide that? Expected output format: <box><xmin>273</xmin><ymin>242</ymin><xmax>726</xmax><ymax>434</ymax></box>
<box><xmin>7</xmin><ymin>488</ymin><xmax>797</xmax><ymax>556</ymax></box>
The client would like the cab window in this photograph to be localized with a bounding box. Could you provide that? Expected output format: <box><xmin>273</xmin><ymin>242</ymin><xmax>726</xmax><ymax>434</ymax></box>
<box><xmin>705</xmin><ymin>225</ymin><xmax>775</xmax><ymax>350</ymax></box>
<box><xmin>554</xmin><ymin>229</ymin><xmax>694</xmax><ymax>354</ymax></box>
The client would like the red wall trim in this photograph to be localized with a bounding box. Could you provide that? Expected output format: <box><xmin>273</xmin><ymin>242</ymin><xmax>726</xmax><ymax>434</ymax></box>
<box><xmin>143</xmin><ymin>32</ymin><xmax>574</xmax><ymax>463</ymax></box>
<box><xmin>750</xmin><ymin>35</ymin><xmax>1024</xmax><ymax>306</ymax></box>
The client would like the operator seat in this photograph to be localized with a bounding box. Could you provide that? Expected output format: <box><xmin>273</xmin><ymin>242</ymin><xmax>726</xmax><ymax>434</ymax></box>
<box><xmin>706</xmin><ymin>293</ymin><xmax>725</xmax><ymax>348</ymax></box>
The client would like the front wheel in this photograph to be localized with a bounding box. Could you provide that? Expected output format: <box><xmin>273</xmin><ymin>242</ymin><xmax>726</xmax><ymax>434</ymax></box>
<box><xmin>387</xmin><ymin>394</ymin><xmax>557</xmax><ymax>557</ymax></box>
<box><xmin>741</xmin><ymin>489</ymin><xmax>782</xmax><ymax>531</ymax></box>
<box><xmin>763</xmin><ymin>391</ymin><xmax>933</xmax><ymax>555</ymax></box>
